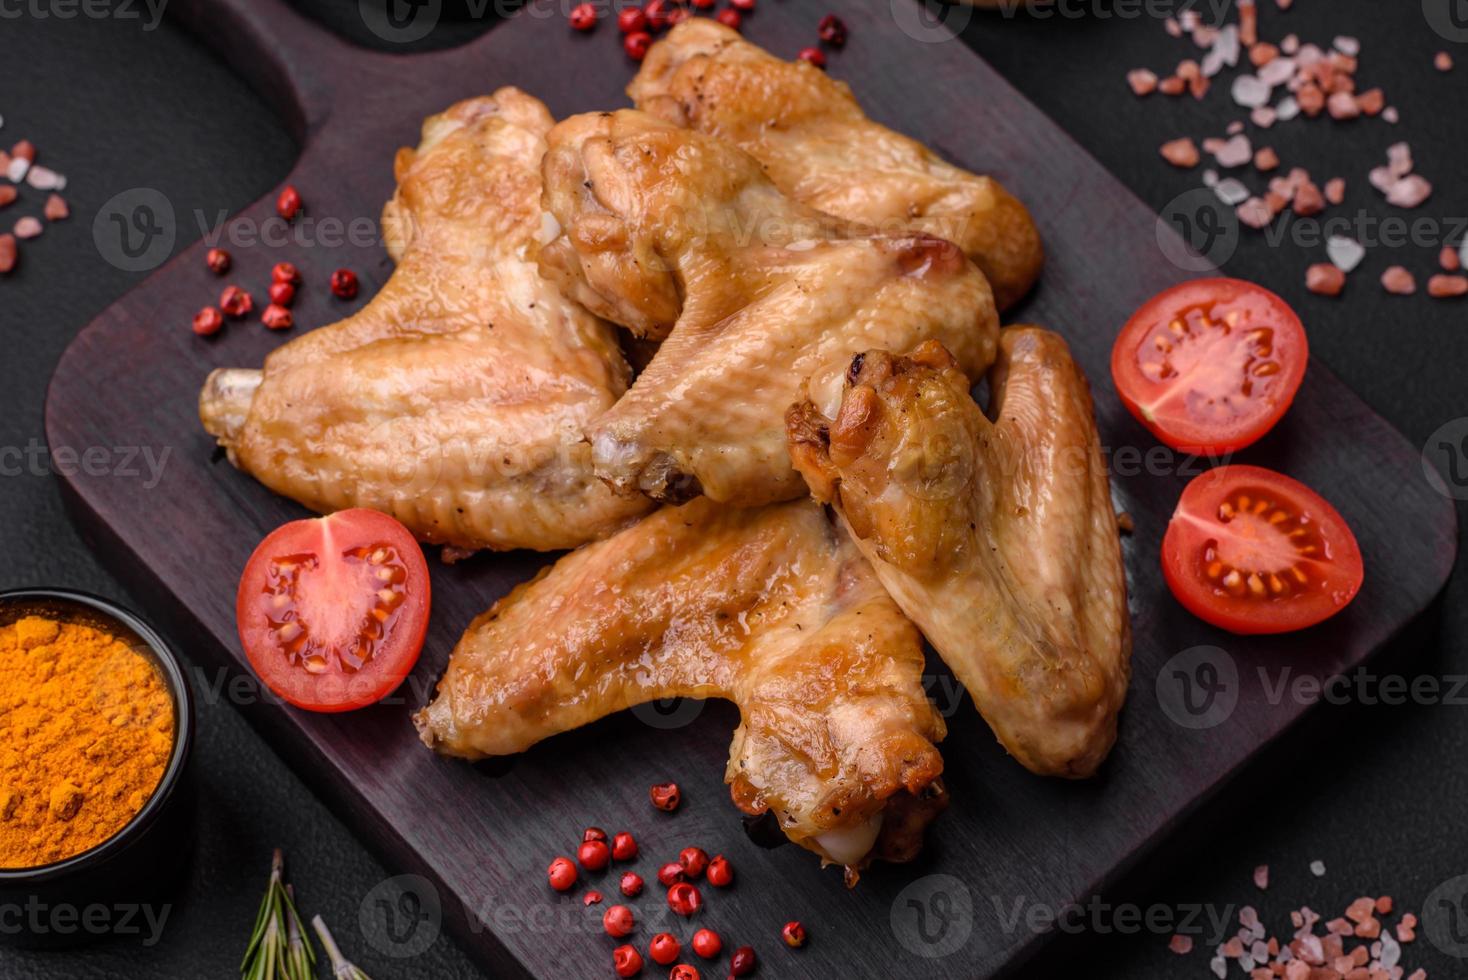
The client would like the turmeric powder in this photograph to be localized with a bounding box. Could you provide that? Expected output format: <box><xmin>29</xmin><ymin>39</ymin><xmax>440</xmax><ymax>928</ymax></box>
<box><xmin>0</xmin><ymin>614</ymin><xmax>174</xmax><ymax>868</ymax></box>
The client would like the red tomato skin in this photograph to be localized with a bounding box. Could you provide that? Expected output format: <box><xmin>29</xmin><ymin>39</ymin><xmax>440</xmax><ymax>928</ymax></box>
<box><xmin>1112</xmin><ymin>278</ymin><xmax>1308</xmax><ymax>456</ymax></box>
<box><xmin>1161</xmin><ymin>466</ymin><xmax>1363</xmax><ymax>635</ymax></box>
<box><xmin>236</xmin><ymin>509</ymin><xmax>430</xmax><ymax>712</ymax></box>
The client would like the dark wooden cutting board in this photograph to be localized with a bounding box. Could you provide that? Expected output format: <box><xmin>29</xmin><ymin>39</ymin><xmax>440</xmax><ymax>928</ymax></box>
<box><xmin>45</xmin><ymin>1</ymin><xmax>1458</xmax><ymax>976</ymax></box>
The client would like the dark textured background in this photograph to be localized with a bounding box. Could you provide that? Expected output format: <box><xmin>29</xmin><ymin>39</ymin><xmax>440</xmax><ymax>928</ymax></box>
<box><xmin>1</xmin><ymin>1</ymin><xmax>1464</xmax><ymax>977</ymax></box>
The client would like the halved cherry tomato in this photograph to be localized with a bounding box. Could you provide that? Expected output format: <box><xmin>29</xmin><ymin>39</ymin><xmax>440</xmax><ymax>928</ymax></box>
<box><xmin>236</xmin><ymin>509</ymin><xmax>430</xmax><ymax>711</ymax></box>
<box><xmin>1162</xmin><ymin>466</ymin><xmax>1363</xmax><ymax>634</ymax></box>
<box><xmin>1112</xmin><ymin>278</ymin><xmax>1308</xmax><ymax>455</ymax></box>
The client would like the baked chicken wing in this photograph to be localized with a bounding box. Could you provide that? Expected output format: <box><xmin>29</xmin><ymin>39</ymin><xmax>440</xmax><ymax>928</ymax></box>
<box><xmin>629</xmin><ymin>20</ymin><xmax>1043</xmax><ymax>311</ymax></box>
<box><xmin>788</xmin><ymin>329</ymin><xmax>1131</xmax><ymax>777</ymax></box>
<box><xmin>199</xmin><ymin>89</ymin><xmax>651</xmax><ymax>552</ymax></box>
<box><xmin>415</xmin><ymin>497</ymin><xmax>948</xmax><ymax>875</ymax></box>
<box><xmin>539</xmin><ymin>109</ymin><xmax>999</xmax><ymax>505</ymax></box>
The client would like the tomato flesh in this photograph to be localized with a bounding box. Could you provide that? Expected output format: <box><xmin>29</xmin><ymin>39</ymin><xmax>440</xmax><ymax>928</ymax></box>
<box><xmin>1162</xmin><ymin>466</ymin><xmax>1363</xmax><ymax>634</ymax></box>
<box><xmin>1112</xmin><ymin>278</ymin><xmax>1308</xmax><ymax>455</ymax></box>
<box><xmin>237</xmin><ymin>509</ymin><xmax>430</xmax><ymax>711</ymax></box>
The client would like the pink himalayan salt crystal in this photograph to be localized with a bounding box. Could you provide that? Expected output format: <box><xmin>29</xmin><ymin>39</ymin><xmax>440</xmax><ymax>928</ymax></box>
<box><xmin>1254</xmin><ymin>865</ymin><xmax>1270</xmax><ymax>889</ymax></box>
<box><xmin>1386</xmin><ymin>175</ymin><xmax>1433</xmax><ymax>209</ymax></box>
<box><xmin>12</xmin><ymin>216</ymin><xmax>42</xmax><ymax>240</ymax></box>
<box><xmin>1381</xmin><ymin>267</ymin><xmax>1416</xmax><ymax>296</ymax></box>
<box><xmin>1128</xmin><ymin>69</ymin><xmax>1158</xmax><ymax>96</ymax></box>
<box><xmin>1170</xmin><ymin>933</ymin><xmax>1194</xmax><ymax>954</ymax></box>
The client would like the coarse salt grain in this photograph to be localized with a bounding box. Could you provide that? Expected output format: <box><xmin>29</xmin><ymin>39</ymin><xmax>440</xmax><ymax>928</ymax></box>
<box><xmin>1428</xmin><ymin>274</ymin><xmax>1468</xmax><ymax>298</ymax></box>
<box><xmin>44</xmin><ymin>193</ymin><xmax>68</xmax><ymax>221</ymax></box>
<box><xmin>1254</xmin><ymin>147</ymin><xmax>1279</xmax><ymax>171</ymax></box>
<box><xmin>1435</xmin><ymin>51</ymin><xmax>1453</xmax><ymax>72</ymax></box>
<box><xmin>1215</xmin><ymin>178</ymin><xmax>1251</xmax><ymax>206</ymax></box>
<box><xmin>1381</xmin><ymin>267</ymin><xmax>1416</xmax><ymax>294</ymax></box>
<box><xmin>13</xmin><ymin>215</ymin><xmax>42</xmax><ymax>240</ymax></box>
<box><xmin>1387</xmin><ymin>142</ymin><xmax>1413</xmax><ymax>177</ymax></box>
<box><xmin>1306</xmin><ymin>264</ymin><xmax>1344</xmax><ymax>296</ymax></box>
<box><xmin>1333</xmin><ymin>35</ymin><xmax>1360</xmax><ymax>56</ymax></box>
<box><xmin>1386</xmin><ymin>175</ymin><xmax>1432</xmax><ymax>209</ymax></box>
<box><xmin>1170</xmin><ymin>933</ymin><xmax>1194</xmax><ymax>954</ymax></box>
<box><xmin>1383</xmin><ymin>106</ymin><xmax>1399</xmax><ymax>124</ymax></box>
<box><xmin>1441</xmin><ymin>246</ymin><xmax>1461</xmax><ymax>271</ymax></box>
<box><xmin>1161</xmin><ymin>138</ymin><xmax>1201</xmax><ymax>168</ymax></box>
<box><xmin>1258</xmin><ymin>56</ymin><xmax>1297</xmax><ymax>87</ymax></box>
<box><xmin>1310</xmin><ymin>860</ymin><xmax>1326</xmax><ymax>877</ymax></box>
<box><xmin>6</xmin><ymin>156</ymin><xmax>28</xmax><ymax>183</ymax></box>
<box><xmin>1214</xmin><ymin>134</ymin><xmax>1252</xmax><ymax>168</ymax></box>
<box><xmin>1327</xmin><ymin>235</ymin><xmax>1365</xmax><ymax>272</ymax></box>
<box><xmin>1324</xmin><ymin>177</ymin><xmax>1345</xmax><ymax>204</ymax></box>
<box><xmin>1254</xmin><ymin>865</ymin><xmax>1269</xmax><ymax>889</ymax></box>
<box><xmin>1128</xmin><ymin>69</ymin><xmax>1159</xmax><ymax>96</ymax></box>
<box><xmin>25</xmin><ymin>166</ymin><xmax>62</xmax><ymax>191</ymax></box>
<box><xmin>1232</xmin><ymin>75</ymin><xmax>1272</xmax><ymax>108</ymax></box>
<box><xmin>1250</xmin><ymin>106</ymin><xmax>1277</xmax><ymax>128</ymax></box>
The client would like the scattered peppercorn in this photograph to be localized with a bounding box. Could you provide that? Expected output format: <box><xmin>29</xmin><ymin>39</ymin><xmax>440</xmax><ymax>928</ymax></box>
<box><xmin>657</xmin><ymin>862</ymin><xmax>685</xmax><ymax>887</ymax></box>
<box><xmin>648</xmin><ymin>932</ymin><xmax>681</xmax><ymax>966</ymax></box>
<box><xmin>205</xmin><ymin>247</ymin><xmax>231</xmax><ymax>275</ymax></box>
<box><xmin>620</xmin><ymin>871</ymin><xmax>645</xmax><ymax>898</ymax></box>
<box><xmin>678</xmin><ymin>847</ymin><xmax>709</xmax><ymax>879</ymax></box>
<box><xmin>650</xmin><ymin>782</ymin><xmax>681</xmax><ymax>812</ymax></box>
<box><xmin>584</xmin><ymin>826</ymin><xmax>609</xmax><ymax>843</ymax></box>
<box><xmin>220</xmin><ymin>285</ymin><xmax>253</xmax><ymax>318</ymax></box>
<box><xmin>798</xmin><ymin>46</ymin><xmax>826</xmax><ymax>68</ymax></box>
<box><xmin>617</xmin><ymin>7</ymin><xmax>647</xmax><ymax>32</ymax></box>
<box><xmin>268</xmin><ymin>281</ymin><xmax>296</xmax><ymax>307</ymax></box>
<box><xmin>192</xmin><ymin>306</ymin><xmax>224</xmax><ymax>337</ymax></box>
<box><xmin>669</xmin><ymin>965</ymin><xmax>699</xmax><ymax>980</ymax></box>
<box><xmin>262</xmin><ymin>303</ymin><xmax>294</xmax><ymax>330</ymax></box>
<box><xmin>781</xmin><ymin>921</ymin><xmax>806</xmax><ymax>948</ymax></box>
<box><xmin>604</xmin><ymin>904</ymin><xmax>635</xmax><ymax>939</ymax></box>
<box><xmin>818</xmin><ymin>14</ymin><xmax>847</xmax><ymax>47</ymax></box>
<box><xmin>569</xmin><ymin>2</ymin><xmax>597</xmax><ymax>30</ymax></box>
<box><xmin>705</xmin><ymin>855</ymin><xmax>733</xmax><ymax>888</ymax></box>
<box><xmin>729</xmin><ymin>945</ymin><xmax>756</xmax><ymax>976</ymax></box>
<box><xmin>578</xmin><ymin>838</ymin><xmax>612</xmax><ymax>871</ymax></box>
<box><xmin>329</xmin><ymin>267</ymin><xmax>359</xmax><ymax>300</ymax></box>
<box><xmin>715</xmin><ymin>9</ymin><xmax>741</xmax><ymax>29</ymax></box>
<box><xmin>644</xmin><ymin>0</ymin><xmax>671</xmax><ymax>29</ymax></box>
<box><xmin>584</xmin><ymin>890</ymin><xmax>604</xmax><ymax>906</ymax></box>
<box><xmin>272</xmin><ymin>262</ymin><xmax>300</xmax><ymax>284</ymax></box>
<box><xmin>613</xmin><ymin>944</ymin><xmax>643</xmax><ymax>978</ymax></box>
<box><xmin>276</xmin><ymin>185</ymin><xmax>302</xmax><ymax>221</ymax></box>
<box><xmin>667</xmin><ymin>882</ymin><xmax>702</xmax><ymax>917</ymax></box>
<box><xmin>548</xmin><ymin>856</ymin><xmax>577</xmax><ymax>891</ymax></box>
<box><xmin>691</xmin><ymin>928</ymin><xmax>722</xmax><ymax>959</ymax></box>
<box><xmin>624</xmin><ymin>30</ymin><xmax>652</xmax><ymax>61</ymax></box>
<box><xmin>612</xmin><ymin>831</ymin><xmax>638</xmax><ymax>861</ymax></box>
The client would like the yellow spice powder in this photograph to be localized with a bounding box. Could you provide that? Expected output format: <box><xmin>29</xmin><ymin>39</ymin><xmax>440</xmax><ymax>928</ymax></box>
<box><xmin>0</xmin><ymin>614</ymin><xmax>174</xmax><ymax>868</ymax></box>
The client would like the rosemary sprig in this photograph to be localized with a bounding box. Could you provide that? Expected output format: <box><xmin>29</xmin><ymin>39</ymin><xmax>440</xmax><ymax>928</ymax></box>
<box><xmin>312</xmin><ymin>914</ymin><xmax>375</xmax><ymax>980</ymax></box>
<box><xmin>241</xmin><ymin>849</ymin><xmax>316</xmax><ymax>980</ymax></box>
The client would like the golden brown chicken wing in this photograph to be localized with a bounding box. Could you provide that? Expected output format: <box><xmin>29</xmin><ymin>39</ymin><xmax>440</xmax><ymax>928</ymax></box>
<box><xmin>629</xmin><ymin>20</ymin><xmax>1043</xmax><ymax>310</ymax></box>
<box><xmin>788</xmin><ymin>329</ymin><xmax>1131</xmax><ymax>777</ymax></box>
<box><xmin>415</xmin><ymin>496</ymin><xmax>948</xmax><ymax>874</ymax></box>
<box><xmin>199</xmin><ymin>89</ymin><xmax>651</xmax><ymax>552</ymax></box>
<box><xmin>539</xmin><ymin>109</ymin><xmax>999</xmax><ymax>506</ymax></box>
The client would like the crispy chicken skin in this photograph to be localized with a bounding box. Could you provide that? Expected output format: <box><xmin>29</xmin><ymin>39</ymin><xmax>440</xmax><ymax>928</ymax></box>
<box><xmin>539</xmin><ymin>109</ymin><xmax>1000</xmax><ymax>505</ymax></box>
<box><xmin>629</xmin><ymin>20</ymin><xmax>1044</xmax><ymax>311</ymax></box>
<box><xmin>199</xmin><ymin>89</ymin><xmax>651</xmax><ymax>552</ymax></box>
<box><xmin>415</xmin><ymin>497</ymin><xmax>948</xmax><ymax>872</ymax></box>
<box><xmin>788</xmin><ymin>329</ymin><xmax>1131</xmax><ymax>777</ymax></box>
